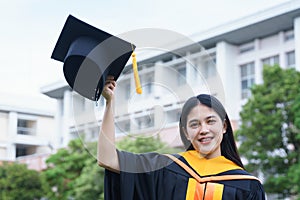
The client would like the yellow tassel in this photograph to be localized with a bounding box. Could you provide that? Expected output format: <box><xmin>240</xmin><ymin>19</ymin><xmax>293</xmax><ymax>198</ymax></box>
<box><xmin>132</xmin><ymin>52</ymin><xmax>142</xmax><ymax>94</ymax></box>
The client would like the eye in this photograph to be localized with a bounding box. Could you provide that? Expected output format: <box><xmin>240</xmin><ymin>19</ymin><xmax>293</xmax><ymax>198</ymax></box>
<box><xmin>207</xmin><ymin>119</ymin><xmax>216</xmax><ymax>125</ymax></box>
<box><xmin>189</xmin><ymin>122</ymin><xmax>200</xmax><ymax>129</ymax></box>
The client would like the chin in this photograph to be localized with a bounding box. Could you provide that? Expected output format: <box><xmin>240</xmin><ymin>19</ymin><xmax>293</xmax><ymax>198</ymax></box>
<box><xmin>199</xmin><ymin>151</ymin><xmax>211</xmax><ymax>157</ymax></box>
<box><xmin>199</xmin><ymin>146</ymin><xmax>217</xmax><ymax>156</ymax></box>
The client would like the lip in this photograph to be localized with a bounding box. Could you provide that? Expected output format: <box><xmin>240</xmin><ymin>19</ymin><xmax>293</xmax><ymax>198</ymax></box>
<box><xmin>198</xmin><ymin>137</ymin><xmax>213</xmax><ymax>144</ymax></box>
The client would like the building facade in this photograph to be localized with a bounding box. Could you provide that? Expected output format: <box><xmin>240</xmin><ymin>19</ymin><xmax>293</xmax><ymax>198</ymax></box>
<box><xmin>0</xmin><ymin>95</ymin><xmax>55</xmax><ymax>170</ymax></box>
<box><xmin>42</xmin><ymin>1</ymin><xmax>300</xmax><ymax>149</ymax></box>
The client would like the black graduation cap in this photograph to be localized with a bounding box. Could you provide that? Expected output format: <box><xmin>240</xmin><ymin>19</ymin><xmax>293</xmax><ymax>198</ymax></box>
<box><xmin>51</xmin><ymin>15</ymin><xmax>136</xmax><ymax>101</ymax></box>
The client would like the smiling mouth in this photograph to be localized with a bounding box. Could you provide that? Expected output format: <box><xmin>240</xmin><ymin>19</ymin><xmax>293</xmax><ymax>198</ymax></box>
<box><xmin>199</xmin><ymin>137</ymin><xmax>213</xmax><ymax>144</ymax></box>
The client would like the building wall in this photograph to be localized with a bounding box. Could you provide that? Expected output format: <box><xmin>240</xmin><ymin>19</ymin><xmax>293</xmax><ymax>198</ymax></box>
<box><xmin>0</xmin><ymin>112</ymin><xmax>8</xmax><ymax>142</ymax></box>
<box><xmin>41</xmin><ymin>6</ymin><xmax>300</xmax><ymax>152</ymax></box>
<box><xmin>52</xmin><ymin>27</ymin><xmax>297</xmax><ymax>148</ymax></box>
<box><xmin>295</xmin><ymin>17</ymin><xmax>300</xmax><ymax>71</ymax></box>
<box><xmin>216</xmin><ymin>41</ymin><xmax>239</xmax><ymax>119</ymax></box>
<box><xmin>0</xmin><ymin>109</ymin><xmax>55</xmax><ymax>162</ymax></box>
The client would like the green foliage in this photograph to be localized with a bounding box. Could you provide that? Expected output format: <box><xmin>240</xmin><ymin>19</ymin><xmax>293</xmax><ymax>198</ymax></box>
<box><xmin>72</xmin><ymin>142</ymin><xmax>105</xmax><ymax>200</ymax></box>
<box><xmin>73</xmin><ymin>158</ymin><xmax>104</xmax><ymax>200</ymax></box>
<box><xmin>0</xmin><ymin>162</ymin><xmax>44</xmax><ymax>200</ymax></box>
<box><xmin>42</xmin><ymin>138</ymin><xmax>93</xmax><ymax>199</ymax></box>
<box><xmin>237</xmin><ymin>65</ymin><xmax>300</xmax><ymax>197</ymax></box>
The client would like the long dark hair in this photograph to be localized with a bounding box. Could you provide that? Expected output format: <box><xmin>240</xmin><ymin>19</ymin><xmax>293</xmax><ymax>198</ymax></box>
<box><xmin>179</xmin><ymin>94</ymin><xmax>244</xmax><ymax>169</ymax></box>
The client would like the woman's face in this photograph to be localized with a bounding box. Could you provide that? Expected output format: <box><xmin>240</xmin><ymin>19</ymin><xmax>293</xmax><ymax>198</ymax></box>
<box><xmin>184</xmin><ymin>104</ymin><xmax>226</xmax><ymax>159</ymax></box>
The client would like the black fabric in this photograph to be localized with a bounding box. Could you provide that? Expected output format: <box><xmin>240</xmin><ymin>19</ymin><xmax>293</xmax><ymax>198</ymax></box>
<box><xmin>218</xmin><ymin>170</ymin><xmax>266</xmax><ymax>200</ymax></box>
<box><xmin>51</xmin><ymin>15</ymin><xmax>135</xmax><ymax>101</ymax></box>
<box><xmin>104</xmin><ymin>151</ymin><xmax>266</xmax><ymax>200</ymax></box>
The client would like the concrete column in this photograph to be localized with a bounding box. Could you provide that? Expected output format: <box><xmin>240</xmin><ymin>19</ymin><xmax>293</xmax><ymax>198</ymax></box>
<box><xmin>7</xmin><ymin>112</ymin><xmax>17</xmax><ymax>160</ymax></box>
<box><xmin>62</xmin><ymin>90</ymin><xmax>71</xmax><ymax>147</ymax></box>
<box><xmin>6</xmin><ymin>144</ymin><xmax>16</xmax><ymax>161</ymax></box>
<box><xmin>8</xmin><ymin>112</ymin><xmax>17</xmax><ymax>136</ymax></box>
<box><xmin>153</xmin><ymin>61</ymin><xmax>164</xmax><ymax>99</ymax></box>
<box><xmin>254</xmin><ymin>39</ymin><xmax>263</xmax><ymax>84</ymax></box>
<box><xmin>154</xmin><ymin>104</ymin><xmax>164</xmax><ymax>131</ymax></box>
<box><xmin>216</xmin><ymin>41</ymin><xmax>239</xmax><ymax>119</ymax></box>
<box><xmin>185</xmin><ymin>52</ymin><xmax>195</xmax><ymax>86</ymax></box>
<box><xmin>54</xmin><ymin>99</ymin><xmax>63</xmax><ymax>148</ymax></box>
<box><xmin>294</xmin><ymin>17</ymin><xmax>300</xmax><ymax>71</ymax></box>
<box><xmin>278</xmin><ymin>31</ymin><xmax>286</xmax><ymax>69</ymax></box>
<box><xmin>153</xmin><ymin>61</ymin><xmax>164</xmax><ymax>130</ymax></box>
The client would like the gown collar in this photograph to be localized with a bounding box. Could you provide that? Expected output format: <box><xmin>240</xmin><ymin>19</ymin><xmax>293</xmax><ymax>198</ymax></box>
<box><xmin>179</xmin><ymin>150</ymin><xmax>243</xmax><ymax>176</ymax></box>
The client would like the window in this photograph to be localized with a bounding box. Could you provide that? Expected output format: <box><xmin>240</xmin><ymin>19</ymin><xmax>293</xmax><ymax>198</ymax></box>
<box><xmin>125</xmin><ymin>82</ymin><xmax>131</xmax><ymax>99</ymax></box>
<box><xmin>165</xmin><ymin>109</ymin><xmax>181</xmax><ymax>124</ymax></box>
<box><xmin>144</xmin><ymin>83</ymin><xmax>152</xmax><ymax>95</ymax></box>
<box><xmin>286</xmin><ymin>51</ymin><xmax>295</xmax><ymax>68</ymax></box>
<box><xmin>16</xmin><ymin>146</ymin><xmax>27</xmax><ymax>157</ymax></box>
<box><xmin>240</xmin><ymin>62</ymin><xmax>255</xmax><ymax>99</ymax></box>
<box><xmin>262</xmin><ymin>55</ymin><xmax>279</xmax><ymax>66</ymax></box>
<box><xmin>162</xmin><ymin>56</ymin><xmax>172</xmax><ymax>63</ymax></box>
<box><xmin>177</xmin><ymin>67</ymin><xmax>186</xmax><ymax>86</ymax></box>
<box><xmin>16</xmin><ymin>145</ymin><xmax>36</xmax><ymax>157</ymax></box>
<box><xmin>239</xmin><ymin>42</ymin><xmax>255</xmax><ymax>54</ymax></box>
<box><xmin>136</xmin><ymin>115</ymin><xmax>154</xmax><ymax>130</ymax></box>
<box><xmin>203</xmin><ymin>59</ymin><xmax>216</xmax><ymax>78</ymax></box>
<box><xmin>284</xmin><ymin>30</ymin><xmax>294</xmax><ymax>42</ymax></box>
<box><xmin>81</xmin><ymin>98</ymin><xmax>86</xmax><ymax>111</ymax></box>
<box><xmin>17</xmin><ymin>119</ymin><xmax>36</xmax><ymax>135</ymax></box>
<box><xmin>143</xmin><ymin>75</ymin><xmax>154</xmax><ymax>95</ymax></box>
<box><xmin>124</xmin><ymin>123</ymin><xmax>130</xmax><ymax>131</ymax></box>
<box><xmin>88</xmin><ymin>127</ymin><xmax>98</xmax><ymax>141</ymax></box>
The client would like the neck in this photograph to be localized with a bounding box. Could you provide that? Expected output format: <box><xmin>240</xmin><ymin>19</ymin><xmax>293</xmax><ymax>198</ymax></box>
<box><xmin>198</xmin><ymin>147</ymin><xmax>221</xmax><ymax>159</ymax></box>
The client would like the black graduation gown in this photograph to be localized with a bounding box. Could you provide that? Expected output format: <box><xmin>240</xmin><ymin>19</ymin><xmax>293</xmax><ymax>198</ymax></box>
<box><xmin>104</xmin><ymin>150</ymin><xmax>265</xmax><ymax>200</ymax></box>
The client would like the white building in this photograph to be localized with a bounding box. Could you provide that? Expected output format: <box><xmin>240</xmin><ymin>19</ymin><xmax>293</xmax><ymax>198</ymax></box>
<box><xmin>42</xmin><ymin>0</ymin><xmax>300</xmax><ymax>149</ymax></box>
<box><xmin>0</xmin><ymin>93</ymin><xmax>56</xmax><ymax>170</ymax></box>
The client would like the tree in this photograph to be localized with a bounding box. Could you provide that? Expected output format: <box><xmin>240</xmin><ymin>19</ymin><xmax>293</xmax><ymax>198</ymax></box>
<box><xmin>237</xmin><ymin>65</ymin><xmax>300</xmax><ymax>198</ymax></box>
<box><xmin>0</xmin><ymin>162</ymin><xmax>44</xmax><ymax>200</ymax></box>
<box><xmin>42</xmin><ymin>138</ymin><xmax>91</xmax><ymax>199</ymax></box>
<box><xmin>72</xmin><ymin>141</ymin><xmax>105</xmax><ymax>200</ymax></box>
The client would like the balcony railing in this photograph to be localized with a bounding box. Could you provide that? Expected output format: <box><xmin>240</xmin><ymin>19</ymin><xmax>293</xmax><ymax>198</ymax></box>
<box><xmin>17</xmin><ymin>127</ymin><xmax>36</xmax><ymax>136</ymax></box>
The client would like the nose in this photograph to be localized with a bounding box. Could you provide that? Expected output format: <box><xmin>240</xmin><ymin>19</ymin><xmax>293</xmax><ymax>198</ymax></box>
<box><xmin>199</xmin><ymin>124</ymin><xmax>209</xmax><ymax>135</ymax></box>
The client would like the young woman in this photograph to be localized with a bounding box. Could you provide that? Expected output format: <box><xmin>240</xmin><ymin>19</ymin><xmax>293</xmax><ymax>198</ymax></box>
<box><xmin>98</xmin><ymin>76</ymin><xmax>265</xmax><ymax>199</ymax></box>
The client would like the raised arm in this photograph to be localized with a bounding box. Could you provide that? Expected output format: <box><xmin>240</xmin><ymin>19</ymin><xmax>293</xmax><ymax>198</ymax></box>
<box><xmin>97</xmin><ymin>76</ymin><xmax>120</xmax><ymax>172</ymax></box>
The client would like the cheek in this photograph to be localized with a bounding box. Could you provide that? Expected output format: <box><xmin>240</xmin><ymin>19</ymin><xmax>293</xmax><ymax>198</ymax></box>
<box><xmin>211</xmin><ymin>124</ymin><xmax>225</xmax><ymax>135</ymax></box>
<box><xmin>212</xmin><ymin>127</ymin><xmax>224</xmax><ymax>143</ymax></box>
<box><xmin>185</xmin><ymin>128</ymin><xmax>198</xmax><ymax>140</ymax></box>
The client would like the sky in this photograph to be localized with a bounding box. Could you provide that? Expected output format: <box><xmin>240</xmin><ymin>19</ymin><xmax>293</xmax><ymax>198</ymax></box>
<box><xmin>0</xmin><ymin>0</ymin><xmax>292</xmax><ymax>109</ymax></box>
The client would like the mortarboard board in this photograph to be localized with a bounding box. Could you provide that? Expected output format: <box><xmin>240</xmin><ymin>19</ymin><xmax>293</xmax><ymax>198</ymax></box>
<box><xmin>51</xmin><ymin>15</ymin><xmax>137</xmax><ymax>101</ymax></box>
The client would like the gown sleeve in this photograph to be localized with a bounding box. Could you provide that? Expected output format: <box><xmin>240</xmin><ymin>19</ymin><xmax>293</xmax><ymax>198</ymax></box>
<box><xmin>246</xmin><ymin>179</ymin><xmax>266</xmax><ymax>200</ymax></box>
<box><xmin>104</xmin><ymin>150</ymin><xmax>175</xmax><ymax>200</ymax></box>
<box><xmin>104</xmin><ymin>169</ymin><xmax>121</xmax><ymax>200</ymax></box>
<box><xmin>220</xmin><ymin>170</ymin><xmax>266</xmax><ymax>200</ymax></box>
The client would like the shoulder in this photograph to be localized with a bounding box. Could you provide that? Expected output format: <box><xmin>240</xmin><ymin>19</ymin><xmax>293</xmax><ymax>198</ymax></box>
<box><xmin>117</xmin><ymin>150</ymin><xmax>174</xmax><ymax>173</ymax></box>
<box><xmin>218</xmin><ymin>169</ymin><xmax>265</xmax><ymax>198</ymax></box>
<box><xmin>219</xmin><ymin>169</ymin><xmax>262</xmax><ymax>184</ymax></box>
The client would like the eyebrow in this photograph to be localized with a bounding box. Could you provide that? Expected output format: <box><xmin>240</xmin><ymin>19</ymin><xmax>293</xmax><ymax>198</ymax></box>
<box><xmin>206</xmin><ymin>115</ymin><xmax>218</xmax><ymax>120</ymax></box>
<box><xmin>188</xmin><ymin>115</ymin><xmax>218</xmax><ymax>123</ymax></box>
<box><xmin>188</xmin><ymin>119</ymin><xmax>199</xmax><ymax>124</ymax></box>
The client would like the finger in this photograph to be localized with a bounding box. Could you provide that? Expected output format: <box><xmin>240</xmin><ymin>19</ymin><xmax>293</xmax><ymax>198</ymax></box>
<box><xmin>105</xmin><ymin>80</ymin><xmax>116</xmax><ymax>87</ymax></box>
<box><xmin>111</xmin><ymin>80</ymin><xmax>116</xmax><ymax>87</ymax></box>
<box><xmin>106</xmin><ymin>82</ymin><xmax>116</xmax><ymax>90</ymax></box>
<box><xmin>108</xmin><ymin>84</ymin><xmax>113</xmax><ymax>90</ymax></box>
<box><xmin>106</xmin><ymin>76</ymin><xmax>114</xmax><ymax>81</ymax></box>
